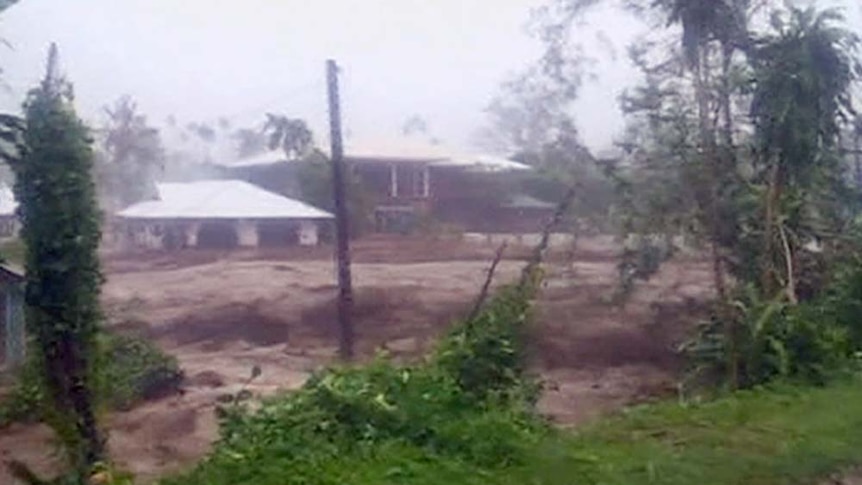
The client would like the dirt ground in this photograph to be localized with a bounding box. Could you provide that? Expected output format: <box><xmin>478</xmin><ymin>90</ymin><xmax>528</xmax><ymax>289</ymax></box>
<box><xmin>0</xmin><ymin>235</ymin><xmax>714</xmax><ymax>483</ymax></box>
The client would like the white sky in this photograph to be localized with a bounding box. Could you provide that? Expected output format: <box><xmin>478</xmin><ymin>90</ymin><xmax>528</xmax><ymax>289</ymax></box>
<box><xmin>0</xmin><ymin>0</ymin><xmax>858</xmax><ymax>155</ymax></box>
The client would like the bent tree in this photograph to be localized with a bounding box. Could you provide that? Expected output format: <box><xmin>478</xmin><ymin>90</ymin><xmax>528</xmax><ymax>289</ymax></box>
<box><xmin>10</xmin><ymin>45</ymin><xmax>106</xmax><ymax>477</ymax></box>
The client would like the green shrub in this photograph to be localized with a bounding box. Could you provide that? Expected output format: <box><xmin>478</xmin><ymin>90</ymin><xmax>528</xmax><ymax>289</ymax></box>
<box><xmin>434</xmin><ymin>284</ymin><xmax>540</xmax><ymax>403</ymax></box>
<box><xmin>99</xmin><ymin>333</ymin><xmax>184</xmax><ymax>410</ymax></box>
<box><xmin>0</xmin><ymin>333</ymin><xmax>182</xmax><ymax>426</ymax></box>
<box><xmin>682</xmin><ymin>276</ymin><xmax>859</xmax><ymax>392</ymax></box>
<box><xmin>166</xmin><ymin>357</ymin><xmax>544</xmax><ymax>485</ymax></box>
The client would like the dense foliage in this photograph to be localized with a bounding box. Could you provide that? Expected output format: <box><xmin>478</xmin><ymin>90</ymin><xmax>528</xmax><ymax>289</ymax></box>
<box><xmin>0</xmin><ymin>332</ymin><xmax>183</xmax><ymax>426</ymax></box>
<box><xmin>681</xmin><ymin>264</ymin><xmax>862</xmax><ymax>391</ymax></box>
<box><xmin>530</xmin><ymin>0</ymin><xmax>862</xmax><ymax>390</ymax></box>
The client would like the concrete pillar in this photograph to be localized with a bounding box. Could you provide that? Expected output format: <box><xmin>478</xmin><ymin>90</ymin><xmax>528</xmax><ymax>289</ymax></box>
<box><xmin>237</xmin><ymin>220</ymin><xmax>259</xmax><ymax>247</ymax></box>
<box><xmin>185</xmin><ymin>222</ymin><xmax>201</xmax><ymax>248</ymax></box>
<box><xmin>145</xmin><ymin>224</ymin><xmax>159</xmax><ymax>249</ymax></box>
<box><xmin>390</xmin><ymin>164</ymin><xmax>398</xmax><ymax>197</ymax></box>
<box><xmin>298</xmin><ymin>221</ymin><xmax>319</xmax><ymax>246</ymax></box>
<box><xmin>422</xmin><ymin>165</ymin><xmax>430</xmax><ymax>198</ymax></box>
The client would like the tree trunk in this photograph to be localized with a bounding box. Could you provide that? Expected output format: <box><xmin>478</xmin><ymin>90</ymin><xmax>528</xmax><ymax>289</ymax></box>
<box><xmin>695</xmin><ymin>47</ymin><xmax>727</xmax><ymax>301</ymax></box>
<box><xmin>855</xmin><ymin>131</ymin><xmax>861</xmax><ymax>192</ymax></box>
<box><xmin>719</xmin><ymin>44</ymin><xmax>735</xmax><ymax>151</ymax></box>
<box><xmin>695</xmin><ymin>42</ymin><xmax>737</xmax><ymax>388</ymax></box>
<box><xmin>762</xmin><ymin>160</ymin><xmax>781</xmax><ymax>297</ymax></box>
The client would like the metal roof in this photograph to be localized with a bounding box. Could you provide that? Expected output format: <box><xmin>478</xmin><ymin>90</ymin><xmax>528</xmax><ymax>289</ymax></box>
<box><xmin>228</xmin><ymin>150</ymin><xmax>291</xmax><ymax>168</ymax></box>
<box><xmin>223</xmin><ymin>139</ymin><xmax>531</xmax><ymax>172</ymax></box>
<box><xmin>117</xmin><ymin>180</ymin><xmax>333</xmax><ymax>220</ymax></box>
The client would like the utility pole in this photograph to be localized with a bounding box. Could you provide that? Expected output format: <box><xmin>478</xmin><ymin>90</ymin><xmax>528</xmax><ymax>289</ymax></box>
<box><xmin>326</xmin><ymin>59</ymin><xmax>355</xmax><ymax>361</ymax></box>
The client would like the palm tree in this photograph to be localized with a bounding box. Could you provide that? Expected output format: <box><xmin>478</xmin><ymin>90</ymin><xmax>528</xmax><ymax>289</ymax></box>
<box><xmin>750</xmin><ymin>5</ymin><xmax>860</xmax><ymax>303</ymax></box>
<box><xmin>263</xmin><ymin>113</ymin><xmax>314</xmax><ymax>160</ymax></box>
<box><xmin>647</xmin><ymin>0</ymin><xmax>754</xmax><ymax>388</ymax></box>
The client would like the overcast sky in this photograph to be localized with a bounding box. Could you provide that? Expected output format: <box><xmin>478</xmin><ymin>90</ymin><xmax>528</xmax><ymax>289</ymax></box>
<box><xmin>0</xmin><ymin>0</ymin><xmax>858</xmax><ymax>155</ymax></box>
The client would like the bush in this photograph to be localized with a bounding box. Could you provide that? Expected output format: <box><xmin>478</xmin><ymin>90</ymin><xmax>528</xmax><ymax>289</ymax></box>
<box><xmin>433</xmin><ymin>284</ymin><xmax>540</xmax><ymax>403</ymax></box>
<box><xmin>99</xmin><ymin>333</ymin><xmax>184</xmax><ymax>410</ymax></box>
<box><xmin>0</xmin><ymin>333</ymin><xmax>182</xmax><ymax>426</ymax></box>
<box><xmin>682</xmin><ymin>272</ymin><xmax>861</xmax><ymax>392</ymax></box>
<box><xmin>166</xmin><ymin>361</ymin><xmax>544</xmax><ymax>485</ymax></box>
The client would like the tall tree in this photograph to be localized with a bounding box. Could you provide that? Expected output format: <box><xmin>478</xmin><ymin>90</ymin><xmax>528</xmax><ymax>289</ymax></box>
<box><xmin>853</xmin><ymin>116</ymin><xmax>862</xmax><ymax>189</ymax></box>
<box><xmin>750</xmin><ymin>5</ymin><xmax>861</xmax><ymax>301</ymax></box>
<box><xmin>10</xmin><ymin>44</ymin><xmax>106</xmax><ymax>478</ymax></box>
<box><xmin>97</xmin><ymin>95</ymin><xmax>164</xmax><ymax>209</ymax></box>
<box><xmin>263</xmin><ymin>113</ymin><xmax>313</xmax><ymax>160</ymax></box>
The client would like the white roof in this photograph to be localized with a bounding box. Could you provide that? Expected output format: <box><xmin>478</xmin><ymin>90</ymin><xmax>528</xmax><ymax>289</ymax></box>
<box><xmin>230</xmin><ymin>150</ymin><xmax>290</xmax><ymax>168</ymax></box>
<box><xmin>0</xmin><ymin>183</ymin><xmax>17</xmax><ymax>216</ymax></box>
<box><xmin>343</xmin><ymin>137</ymin><xmax>451</xmax><ymax>161</ymax></box>
<box><xmin>342</xmin><ymin>138</ymin><xmax>530</xmax><ymax>171</ymax></box>
<box><xmin>218</xmin><ymin>138</ymin><xmax>530</xmax><ymax>173</ymax></box>
<box><xmin>440</xmin><ymin>153</ymin><xmax>530</xmax><ymax>172</ymax></box>
<box><xmin>117</xmin><ymin>180</ymin><xmax>333</xmax><ymax>220</ymax></box>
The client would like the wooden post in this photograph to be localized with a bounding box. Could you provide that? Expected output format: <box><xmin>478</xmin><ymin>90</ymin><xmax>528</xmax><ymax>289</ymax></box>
<box><xmin>327</xmin><ymin>59</ymin><xmax>355</xmax><ymax>361</ymax></box>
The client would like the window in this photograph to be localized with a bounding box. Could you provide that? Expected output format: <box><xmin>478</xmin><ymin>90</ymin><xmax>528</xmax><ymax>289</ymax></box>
<box><xmin>412</xmin><ymin>166</ymin><xmax>430</xmax><ymax>198</ymax></box>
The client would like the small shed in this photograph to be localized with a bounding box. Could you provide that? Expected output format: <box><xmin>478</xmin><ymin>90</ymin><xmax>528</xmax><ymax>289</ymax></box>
<box><xmin>0</xmin><ymin>264</ymin><xmax>25</xmax><ymax>370</ymax></box>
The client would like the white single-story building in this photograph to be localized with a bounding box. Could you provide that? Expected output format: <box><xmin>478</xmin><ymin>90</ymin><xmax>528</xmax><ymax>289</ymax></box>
<box><xmin>115</xmin><ymin>180</ymin><xmax>333</xmax><ymax>250</ymax></box>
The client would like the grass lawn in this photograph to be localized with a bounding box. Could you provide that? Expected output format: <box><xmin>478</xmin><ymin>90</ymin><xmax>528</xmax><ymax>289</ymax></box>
<box><xmin>518</xmin><ymin>379</ymin><xmax>862</xmax><ymax>485</ymax></box>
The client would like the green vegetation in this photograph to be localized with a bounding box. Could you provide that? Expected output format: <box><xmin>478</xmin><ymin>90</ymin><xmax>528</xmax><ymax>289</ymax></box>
<box><xmin>162</xmin><ymin>311</ymin><xmax>862</xmax><ymax>485</ymax></box>
<box><xmin>0</xmin><ymin>332</ymin><xmax>182</xmax><ymax>427</ymax></box>
<box><xmin>529</xmin><ymin>1</ymin><xmax>862</xmax><ymax>390</ymax></box>
<box><xmin>7</xmin><ymin>45</ymin><xmax>110</xmax><ymax>479</ymax></box>
<box><xmin>0</xmin><ymin>1</ymin><xmax>859</xmax><ymax>484</ymax></box>
<box><xmin>682</xmin><ymin>257</ymin><xmax>862</xmax><ymax>390</ymax></box>
<box><xmin>538</xmin><ymin>379</ymin><xmax>862</xmax><ymax>485</ymax></box>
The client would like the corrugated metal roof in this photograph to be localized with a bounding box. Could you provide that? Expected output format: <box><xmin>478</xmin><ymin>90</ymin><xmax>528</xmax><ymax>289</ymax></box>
<box><xmin>222</xmin><ymin>139</ymin><xmax>531</xmax><ymax>172</ymax></box>
<box><xmin>441</xmin><ymin>153</ymin><xmax>530</xmax><ymax>172</ymax></box>
<box><xmin>343</xmin><ymin>138</ymin><xmax>531</xmax><ymax>171</ymax></box>
<box><xmin>117</xmin><ymin>180</ymin><xmax>333</xmax><ymax>220</ymax></box>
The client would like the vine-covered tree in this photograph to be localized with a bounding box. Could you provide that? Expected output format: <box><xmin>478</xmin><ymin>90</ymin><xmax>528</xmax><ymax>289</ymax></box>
<box><xmin>10</xmin><ymin>44</ymin><xmax>106</xmax><ymax>478</ymax></box>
